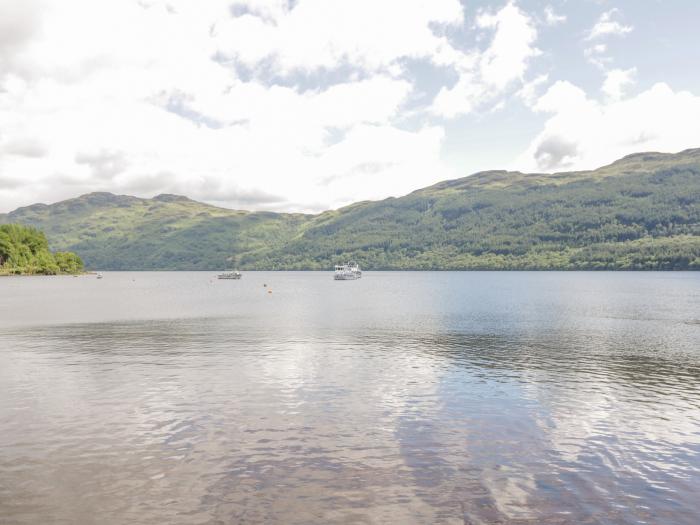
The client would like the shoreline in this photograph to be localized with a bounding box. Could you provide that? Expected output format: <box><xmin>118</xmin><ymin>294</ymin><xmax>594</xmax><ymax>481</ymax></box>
<box><xmin>4</xmin><ymin>269</ymin><xmax>693</xmax><ymax>273</ymax></box>
<box><xmin>0</xmin><ymin>271</ymin><xmax>92</xmax><ymax>277</ymax></box>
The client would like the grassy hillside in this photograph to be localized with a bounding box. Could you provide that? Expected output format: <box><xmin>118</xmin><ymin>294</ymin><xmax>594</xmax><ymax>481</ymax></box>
<box><xmin>0</xmin><ymin>224</ymin><xmax>84</xmax><ymax>275</ymax></box>
<box><xmin>1</xmin><ymin>149</ymin><xmax>699</xmax><ymax>270</ymax></box>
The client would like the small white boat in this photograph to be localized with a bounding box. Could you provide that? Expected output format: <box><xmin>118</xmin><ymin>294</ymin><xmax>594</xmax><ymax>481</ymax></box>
<box><xmin>334</xmin><ymin>261</ymin><xmax>362</xmax><ymax>280</ymax></box>
<box><xmin>219</xmin><ymin>253</ymin><xmax>242</xmax><ymax>280</ymax></box>
<box><xmin>96</xmin><ymin>272</ymin><xmax>103</xmax><ymax>279</ymax></box>
<box><xmin>218</xmin><ymin>270</ymin><xmax>242</xmax><ymax>280</ymax></box>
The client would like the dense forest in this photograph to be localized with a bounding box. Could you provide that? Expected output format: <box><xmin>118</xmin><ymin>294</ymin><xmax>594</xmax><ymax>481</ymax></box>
<box><xmin>0</xmin><ymin>224</ymin><xmax>84</xmax><ymax>275</ymax></box>
<box><xmin>1</xmin><ymin>149</ymin><xmax>699</xmax><ymax>271</ymax></box>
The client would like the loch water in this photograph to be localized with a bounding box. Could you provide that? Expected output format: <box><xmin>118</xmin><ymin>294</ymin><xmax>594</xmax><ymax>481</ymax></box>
<box><xmin>1</xmin><ymin>271</ymin><xmax>699</xmax><ymax>524</ymax></box>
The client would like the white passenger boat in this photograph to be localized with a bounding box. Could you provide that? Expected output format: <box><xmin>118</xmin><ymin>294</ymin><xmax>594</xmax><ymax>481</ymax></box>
<box><xmin>334</xmin><ymin>261</ymin><xmax>361</xmax><ymax>280</ymax></box>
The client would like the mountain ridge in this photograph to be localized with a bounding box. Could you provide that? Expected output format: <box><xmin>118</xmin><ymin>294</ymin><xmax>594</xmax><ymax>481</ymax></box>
<box><xmin>2</xmin><ymin>149</ymin><xmax>699</xmax><ymax>270</ymax></box>
<box><xmin>7</xmin><ymin>147</ymin><xmax>700</xmax><ymax>215</ymax></box>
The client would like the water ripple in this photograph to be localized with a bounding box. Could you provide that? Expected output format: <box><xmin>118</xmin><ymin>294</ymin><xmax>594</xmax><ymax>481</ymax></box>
<box><xmin>1</xmin><ymin>271</ymin><xmax>699</xmax><ymax>524</ymax></box>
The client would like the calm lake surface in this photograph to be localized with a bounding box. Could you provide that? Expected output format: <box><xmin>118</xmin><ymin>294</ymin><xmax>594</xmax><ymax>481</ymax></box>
<box><xmin>1</xmin><ymin>271</ymin><xmax>699</xmax><ymax>524</ymax></box>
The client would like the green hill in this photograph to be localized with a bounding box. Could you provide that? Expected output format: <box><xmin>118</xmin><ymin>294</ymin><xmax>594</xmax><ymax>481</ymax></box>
<box><xmin>0</xmin><ymin>224</ymin><xmax>84</xmax><ymax>275</ymax></box>
<box><xmin>2</xmin><ymin>149</ymin><xmax>699</xmax><ymax>270</ymax></box>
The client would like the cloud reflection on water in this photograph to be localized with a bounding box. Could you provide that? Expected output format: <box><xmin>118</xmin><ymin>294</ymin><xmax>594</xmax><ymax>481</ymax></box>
<box><xmin>1</xmin><ymin>272</ymin><xmax>699</xmax><ymax>524</ymax></box>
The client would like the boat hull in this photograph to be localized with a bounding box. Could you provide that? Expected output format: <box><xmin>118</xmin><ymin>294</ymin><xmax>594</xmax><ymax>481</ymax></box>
<box><xmin>334</xmin><ymin>272</ymin><xmax>361</xmax><ymax>280</ymax></box>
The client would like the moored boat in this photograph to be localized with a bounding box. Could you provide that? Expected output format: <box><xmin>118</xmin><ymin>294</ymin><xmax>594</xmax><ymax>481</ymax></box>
<box><xmin>218</xmin><ymin>253</ymin><xmax>242</xmax><ymax>279</ymax></box>
<box><xmin>218</xmin><ymin>270</ymin><xmax>242</xmax><ymax>280</ymax></box>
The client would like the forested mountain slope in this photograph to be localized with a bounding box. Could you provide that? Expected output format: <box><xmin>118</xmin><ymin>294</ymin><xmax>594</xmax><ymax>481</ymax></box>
<box><xmin>2</xmin><ymin>149</ymin><xmax>699</xmax><ymax>270</ymax></box>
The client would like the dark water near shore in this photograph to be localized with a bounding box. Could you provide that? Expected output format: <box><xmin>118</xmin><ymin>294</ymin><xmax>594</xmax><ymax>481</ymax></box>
<box><xmin>1</xmin><ymin>271</ymin><xmax>699</xmax><ymax>524</ymax></box>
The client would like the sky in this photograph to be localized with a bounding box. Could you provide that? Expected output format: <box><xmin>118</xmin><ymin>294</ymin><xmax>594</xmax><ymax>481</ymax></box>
<box><xmin>1</xmin><ymin>0</ymin><xmax>700</xmax><ymax>213</ymax></box>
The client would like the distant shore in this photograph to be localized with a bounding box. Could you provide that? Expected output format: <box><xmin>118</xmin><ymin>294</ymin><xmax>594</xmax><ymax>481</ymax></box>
<box><xmin>0</xmin><ymin>270</ymin><xmax>90</xmax><ymax>277</ymax></box>
<box><xmin>33</xmin><ymin>268</ymin><xmax>698</xmax><ymax>272</ymax></box>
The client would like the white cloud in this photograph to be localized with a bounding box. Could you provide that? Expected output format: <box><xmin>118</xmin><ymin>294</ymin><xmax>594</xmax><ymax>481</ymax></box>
<box><xmin>213</xmin><ymin>0</ymin><xmax>464</xmax><ymax>75</ymax></box>
<box><xmin>0</xmin><ymin>69</ymin><xmax>433</xmax><ymax>211</ymax></box>
<box><xmin>3</xmin><ymin>137</ymin><xmax>48</xmax><ymax>158</ymax></box>
<box><xmin>584</xmin><ymin>43</ymin><xmax>609</xmax><ymax>68</ymax></box>
<box><xmin>583</xmin><ymin>9</ymin><xmax>632</xmax><ymax>70</ymax></box>
<box><xmin>477</xmin><ymin>3</ymin><xmax>540</xmax><ymax>89</ymax></box>
<box><xmin>0</xmin><ymin>0</ymin><xmax>463</xmax><ymax>212</ymax></box>
<box><xmin>0</xmin><ymin>0</ymin><xmax>43</xmax><ymax>75</ymax></box>
<box><xmin>431</xmin><ymin>2</ymin><xmax>540</xmax><ymax>118</ymax></box>
<box><xmin>4</xmin><ymin>0</ymin><xmax>694</xmax><ymax>215</ymax></box>
<box><xmin>543</xmin><ymin>5</ymin><xmax>566</xmax><ymax>26</ymax></box>
<box><xmin>601</xmin><ymin>67</ymin><xmax>637</xmax><ymax>101</ymax></box>
<box><xmin>517</xmin><ymin>73</ymin><xmax>549</xmax><ymax>108</ymax></box>
<box><xmin>0</xmin><ymin>0</ymin><xmax>552</xmax><ymax>213</ymax></box>
<box><xmin>587</xmin><ymin>9</ymin><xmax>633</xmax><ymax>40</ymax></box>
<box><xmin>517</xmin><ymin>81</ymin><xmax>700</xmax><ymax>172</ymax></box>
<box><xmin>314</xmin><ymin>124</ymin><xmax>447</xmax><ymax>205</ymax></box>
